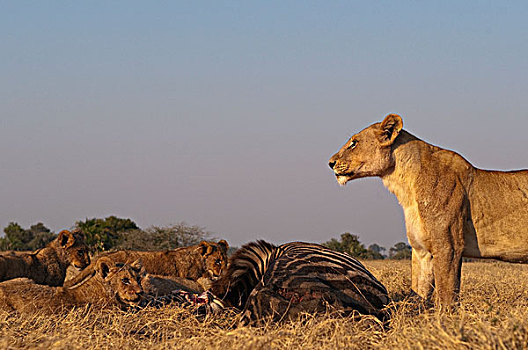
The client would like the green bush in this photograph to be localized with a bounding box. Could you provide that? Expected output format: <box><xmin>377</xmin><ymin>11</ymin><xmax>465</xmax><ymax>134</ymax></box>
<box><xmin>114</xmin><ymin>223</ymin><xmax>210</xmax><ymax>251</ymax></box>
<box><xmin>0</xmin><ymin>222</ymin><xmax>55</xmax><ymax>251</ymax></box>
<box><xmin>75</xmin><ymin>216</ymin><xmax>139</xmax><ymax>252</ymax></box>
<box><xmin>323</xmin><ymin>232</ymin><xmax>385</xmax><ymax>259</ymax></box>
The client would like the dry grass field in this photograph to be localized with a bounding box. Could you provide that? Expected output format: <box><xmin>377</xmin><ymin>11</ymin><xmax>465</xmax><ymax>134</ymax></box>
<box><xmin>2</xmin><ymin>260</ymin><xmax>528</xmax><ymax>349</ymax></box>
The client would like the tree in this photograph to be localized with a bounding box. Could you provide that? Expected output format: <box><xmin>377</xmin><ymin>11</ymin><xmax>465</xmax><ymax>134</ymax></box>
<box><xmin>389</xmin><ymin>242</ymin><xmax>412</xmax><ymax>260</ymax></box>
<box><xmin>364</xmin><ymin>243</ymin><xmax>386</xmax><ymax>260</ymax></box>
<box><xmin>0</xmin><ymin>222</ymin><xmax>55</xmax><ymax>251</ymax></box>
<box><xmin>26</xmin><ymin>223</ymin><xmax>55</xmax><ymax>251</ymax></box>
<box><xmin>323</xmin><ymin>233</ymin><xmax>387</xmax><ymax>260</ymax></box>
<box><xmin>323</xmin><ymin>232</ymin><xmax>369</xmax><ymax>258</ymax></box>
<box><xmin>75</xmin><ymin>216</ymin><xmax>138</xmax><ymax>252</ymax></box>
<box><xmin>1</xmin><ymin>222</ymin><xmax>29</xmax><ymax>250</ymax></box>
<box><xmin>115</xmin><ymin>223</ymin><xmax>210</xmax><ymax>251</ymax></box>
<box><xmin>368</xmin><ymin>244</ymin><xmax>385</xmax><ymax>255</ymax></box>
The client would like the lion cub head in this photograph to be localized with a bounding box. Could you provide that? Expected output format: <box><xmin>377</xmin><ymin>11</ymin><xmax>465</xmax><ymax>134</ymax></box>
<box><xmin>329</xmin><ymin>114</ymin><xmax>403</xmax><ymax>185</ymax></box>
<box><xmin>197</xmin><ymin>240</ymin><xmax>229</xmax><ymax>280</ymax></box>
<box><xmin>57</xmin><ymin>229</ymin><xmax>91</xmax><ymax>270</ymax></box>
<box><xmin>94</xmin><ymin>257</ymin><xmax>146</xmax><ymax>306</ymax></box>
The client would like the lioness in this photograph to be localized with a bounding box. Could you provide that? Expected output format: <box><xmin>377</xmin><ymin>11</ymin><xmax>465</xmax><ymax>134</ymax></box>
<box><xmin>0</xmin><ymin>257</ymin><xmax>145</xmax><ymax>314</ymax></box>
<box><xmin>65</xmin><ymin>240</ymin><xmax>229</xmax><ymax>291</ymax></box>
<box><xmin>329</xmin><ymin>114</ymin><xmax>528</xmax><ymax>305</ymax></box>
<box><xmin>0</xmin><ymin>229</ymin><xmax>91</xmax><ymax>286</ymax></box>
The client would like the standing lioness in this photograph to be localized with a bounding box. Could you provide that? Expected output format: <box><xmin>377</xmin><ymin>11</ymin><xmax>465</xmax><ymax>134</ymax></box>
<box><xmin>329</xmin><ymin>114</ymin><xmax>528</xmax><ymax>306</ymax></box>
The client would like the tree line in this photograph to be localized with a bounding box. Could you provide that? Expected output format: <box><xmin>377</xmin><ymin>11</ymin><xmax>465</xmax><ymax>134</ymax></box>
<box><xmin>323</xmin><ymin>232</ymin><xmax>411</xmax><ymax>260</ymax></box>
<box><xmin>0</xmin><ymin>216</ymin><xmax>210</xmax><ymax>252</ymax></box>
<box><xmin>0</xmin><ymin>217</ymin><xmax>411</xmax><ymax>259</ymax></box>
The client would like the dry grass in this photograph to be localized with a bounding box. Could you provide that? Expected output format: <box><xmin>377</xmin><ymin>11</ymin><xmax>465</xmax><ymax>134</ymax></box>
<box><xmin>2</xmin><ymin>260</ymin><xmax>528</xmax><ymax>349</ymax></box>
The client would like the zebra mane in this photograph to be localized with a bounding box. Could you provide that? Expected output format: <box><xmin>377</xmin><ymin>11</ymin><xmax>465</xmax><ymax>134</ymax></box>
<box><xmin>210</xmin><ymin>240</ymin><xmax>277</xmax><ymax>310</ymax></box>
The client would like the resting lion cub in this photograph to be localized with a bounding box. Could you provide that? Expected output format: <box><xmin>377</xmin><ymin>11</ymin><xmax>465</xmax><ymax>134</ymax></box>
<box><xmin>329</xmin><ymin>114</ymin><xmax>528</xmax><ymax>306</ymax></box>
<box><xmin>65</xmin><ymin>240</ymin><xmax>229</xmax><ymax>291</ymax></box>
<box><xmin>0</xmin><ymin>229</ymin><xmax>91</xmax><ymax>286</ymax></box>
<box><xmin>0</xmin><ymin>258</ymin><xmax>145</xmax><ymax>314</ymax></box>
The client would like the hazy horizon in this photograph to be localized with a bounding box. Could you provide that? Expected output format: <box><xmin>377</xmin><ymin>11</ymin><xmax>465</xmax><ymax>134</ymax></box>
<box><xmin>1</xmin><ymin>2</ymin><xmax>527</xmax><ymax>249</ymax></box>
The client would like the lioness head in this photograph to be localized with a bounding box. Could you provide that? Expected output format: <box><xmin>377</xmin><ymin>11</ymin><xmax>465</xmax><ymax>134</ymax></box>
<box><xmin>329</xmin><ymin>114</ymin><xmax>403</xmax><ymax>185</ymax></box>
<box><xmin>58</xmin><ymin>229</ymin><xmax>91</xmax><ymax>270</ymax></box>
<box><xmin>95</xmin><ymin>257</ymin><xmax>145</xmax><ymax>306</ymax></box>
<box><xmin>197</xmin><ymin>240</ymin><xmax>229</xmax><ymax>280</ymax></box>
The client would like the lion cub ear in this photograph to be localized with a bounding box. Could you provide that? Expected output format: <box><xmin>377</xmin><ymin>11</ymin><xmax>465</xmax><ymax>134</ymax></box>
<box><xmin>71</xmin><ymin>228</ymin><xmax>86</xmax><ymax>241</ymax></box>
<box><xmin>129</xmin><ymin>259</ymin><xmax>145</xmax><ymax>275</ymax></box>
<box><xmin>197</xmin><ymin>241</ymin><xmax>214</xmax><ymax>257</ymax></box>
<box><xmin>95</xmin><ymin>257</ymin><xmax>114</xmax><ymax>280</ymax></box>
<box><xmin>58</xmin><ymin>230</ymin><xmax>75</xmax><ymax>249</ymax></box>
<box><xmin>378</xmin><ymin>114</ymin><xmax>403</xmax><ymax>146</ymax></box>
<box><xmin>218</xmin><ymin>240</ymin><xmax>229</xmax><ymax>252</ymax></box>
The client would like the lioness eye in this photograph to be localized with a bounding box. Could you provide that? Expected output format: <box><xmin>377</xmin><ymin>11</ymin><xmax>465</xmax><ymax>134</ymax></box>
<box><xmin>122</xmin><ymin>278</ymin><xmax>130</xmax><ymax>285</ymax></box>
<box><xmin>215</xmin><ymin>259</ymin><xmax>221</xmax><ymax>265</ymax></box>
<box><xmin>347</xmin><ymin>140</ymin><xmax>358</xmax><ymax>149</ymax></box>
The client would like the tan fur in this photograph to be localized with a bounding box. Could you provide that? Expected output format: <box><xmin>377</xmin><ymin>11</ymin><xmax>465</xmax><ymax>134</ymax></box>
<box><xmin>65</xmin><ymin>240</ymin><xmax>229</xmax><ymax>291</ymax></box>
<box><xmin>329</xmin><ymin>114</ymin><xmax>528</xmax><ymax>306</ymax></box>
<box><xmin>142</xmin><ymin>275</ymin><xmax>204</xmax><ymax>297</ymax></box>
<box><xmin>0</xmin><ymin>258</ymin><xmax>145</xmax><ymax>314</ymax></box>
<box><xmin>0</xmin><ymin>229</ymin><xmax>91</xmax><ymax>286</ymax></box>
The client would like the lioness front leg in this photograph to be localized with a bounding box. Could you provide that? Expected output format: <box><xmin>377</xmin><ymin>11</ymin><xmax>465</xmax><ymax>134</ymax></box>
<box><xmin>428</xmin><ymin>203</ymin><xmax>466</xmax><ymax>306</ymax></box>
<box><xmin>432</xmin><ymin>247</ymin><xmax>463</xmax><ymax>307</ymax></box>
<box><xmin>411</xmin><ymin>248</ymin><xmax>434</xmax><ymax>300</ymax></box>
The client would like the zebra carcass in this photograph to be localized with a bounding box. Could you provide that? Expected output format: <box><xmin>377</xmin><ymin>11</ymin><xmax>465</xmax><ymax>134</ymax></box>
<box><xmin>210</xmin><ymin>240</ymin><xmax>389</xmax><ymax>325</ymax></box>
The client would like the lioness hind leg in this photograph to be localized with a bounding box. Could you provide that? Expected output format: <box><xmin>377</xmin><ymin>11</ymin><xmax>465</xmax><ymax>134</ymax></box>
<box><xmin>411</xmin><ymin>248</ymin><xmax>435</xmax><ymax>300</ymax></box>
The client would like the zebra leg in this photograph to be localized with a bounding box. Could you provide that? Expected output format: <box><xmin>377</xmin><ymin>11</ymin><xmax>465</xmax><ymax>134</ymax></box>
<box><xmin>239</xmin><ymin>286</ymin><xmax>337</xmax><ymax>326</ymax></box>
<box><xmin>238</xmin><ymin>286</ymin><xmax>285</xmax><ymax>326</ymax></box>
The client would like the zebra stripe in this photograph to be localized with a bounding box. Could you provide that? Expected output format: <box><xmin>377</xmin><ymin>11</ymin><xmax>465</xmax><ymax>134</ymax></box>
<box><xmin>267</xmin><ymin>242</ymin><xmax>386</xmax><ymax>293</ymax></box>
<box><xmin>210</xmin><ymin>240</ymin><xmax>389</xmax><ymax>326</ymax></box>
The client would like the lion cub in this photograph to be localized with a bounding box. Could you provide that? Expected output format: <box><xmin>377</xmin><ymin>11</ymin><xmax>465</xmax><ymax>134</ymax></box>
<box><xmin>0</xmin><ymin>257</ymin><xmax>145</xmax><ymax>314</ymax></box>
<box><xmin>0</xmin><ymin>229</ymin><xmax>91</xmax><ymax>286</ymax></box>
<box><xmin>66</xmin><ymin>240</ymin><xmax>229</xmax><ymax>293</ymax></box>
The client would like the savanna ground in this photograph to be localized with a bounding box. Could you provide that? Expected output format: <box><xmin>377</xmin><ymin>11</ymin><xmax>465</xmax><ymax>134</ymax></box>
<box><xmin>2</xmin><ymin>260</ymin><xmax>528</xmax><ymax>349</ymax></box>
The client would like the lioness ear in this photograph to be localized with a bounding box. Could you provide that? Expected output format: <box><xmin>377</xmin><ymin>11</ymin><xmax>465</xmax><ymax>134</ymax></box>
<box><xmin>58</xmin><ymin>230</ymin><xmax>74</xmax><ymax>248</ymax></box>
<box><xmin>379</xmin><ymin>114</ymin><xmax>403</xmax><ymax>146</ymax></box>
<box><xmin>218</xmin><ymin>239</ymin><xmax>229</xmax><ymax>252</ymax></box>
<box><xmin>95</xmin><ymin>257</ymin><xmax>114</xmax><ymax>279</ymax></box>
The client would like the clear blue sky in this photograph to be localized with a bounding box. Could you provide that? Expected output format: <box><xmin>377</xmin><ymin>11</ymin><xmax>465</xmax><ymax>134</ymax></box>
<box><xmin>1</xmin><ymin>1</ymin><xmax>527</xmax><ymax>249</ymax></box>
